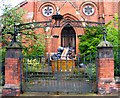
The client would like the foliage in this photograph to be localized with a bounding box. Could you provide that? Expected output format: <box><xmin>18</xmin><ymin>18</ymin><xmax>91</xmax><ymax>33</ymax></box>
<box><xmin>106</xmin><ymin>23</ymin><xmax>118</xmax><ymax>69</ymax></box>
<box><xmin>0</xmin><ymin>5</ymin><xmax>25</xmax><ymax>85</ymax></box>
<box><xmin>105</xmin><ymin>15</ymin><xmax>118</xmax><ymax>70</ymax></box>
<box><xmin>1</xmin><ymin>5</ymin><xmax>25</xmax><ymax>46</ymax></box>
<box><xmin>22</xmin><ymin>32</ymin><xmax>46</xmax><ymax>56</ymax></box>
<box><xmin>1</xmin><ymin>5</ymin><xmax>46</xmax><ymax>57</ymax></box>
<box><xmin>79</xmin><ymin>26</ymin><xmax>103</xmax><ymax>54</ymax></box>
<box><xmin>0</xmin><ymin>48</ymin><xmax>6</xmax><ymax>63</ymax></box>
<box><xmin>0</xmin><ymin>4</ymin><xmax>46</xmax><ymax>74</ymax></box>
<box><xmin>85</xmin><ymin>63</ymin><xmax>96</xmax><ymax>80</ymax></box>
<box><xmin>72</xmin><ymin>63</ymin><xmax>96</xmax><ymax>80</ymax></box>
<box><xmin>79</xmin><ymin>14</ymin><xmax>118</xmax><ymax>76</ymax></box>
<box><xmin>23</xmin><ymin>58</ymin><xmax>44</xmax><ymax>72</ymax></box>
<box><xmin>79</xmin><ymin>15</ymin><xmax>118</xmax><ymax>63</ymax></box>
<box><xmin>0</xmin><ymin>5</ymin><xmax>25</xmax><ymax>67</ymax></box>
<box><xmin>0</xmin><ymin>72</ymin><xmax>4</xmax><ymax>86</ymax></box>
<box><xmin>78</xmin><ymin>26</ymin><xmax>103</xmax><ymax>62</ymax></box>
<box><xmin>0</xmin><ymin>48</ymin><xmax>5</xmax><ymax>86</ymax></box>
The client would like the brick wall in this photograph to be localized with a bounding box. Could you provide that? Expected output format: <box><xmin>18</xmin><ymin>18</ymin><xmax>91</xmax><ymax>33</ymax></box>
<box><xmin>97</xmin><ymin>58</ymin><xmax>114</xmax><ymax>78</ymax></box>
<box><xmin>20</xmin><ymin>1</ymin><xmax>118</xmax><ymax>54</ymax></box>
<box><xmin>5</xmin><ymin>58</ymin><xmax>20</xmax><ymax>85</ymax></box>
<box><xmin>2</xmin><ymin>58</ymin><xmax>21</xmax><ymax>96</ymax></box>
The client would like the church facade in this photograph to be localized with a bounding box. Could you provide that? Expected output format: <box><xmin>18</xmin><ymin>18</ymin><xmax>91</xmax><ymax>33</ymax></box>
<box><xmin>20</xmin><ymin>0</ymin><xmax>118</xmax><ymax>54</ymax></box>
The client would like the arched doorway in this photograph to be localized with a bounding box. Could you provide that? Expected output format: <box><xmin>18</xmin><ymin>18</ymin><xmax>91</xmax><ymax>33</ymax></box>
<box><xmin>61</xmin><ymin>24</ymin><xmax>76</xmax><ymax>53</ymax></box>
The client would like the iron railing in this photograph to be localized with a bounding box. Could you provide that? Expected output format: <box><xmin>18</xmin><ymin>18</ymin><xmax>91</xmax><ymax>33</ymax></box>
<box><xmin>21</xmin><ymin>53</ymin><xmax>97</xmax><ymax>93</ymax></box>
<box><xmin>0</xmin><ymin>51</ymin><xmax>119</xmax><ymax>93</ymax></box>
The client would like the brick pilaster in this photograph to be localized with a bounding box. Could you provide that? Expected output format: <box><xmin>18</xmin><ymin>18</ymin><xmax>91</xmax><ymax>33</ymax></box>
<box><xmin>97</xmin><ymin>58</ymin><xmax>116</xmax><ymax>94</ymax></box>
<box><xmin>2</xmin><ymin>42</ymin><xmax>22</xmax><ymax>96</ymax></box>
<box><xmin>97</xmin><ymin>41</ymin><xmax>117</xmax><ymax>94</ymax></box>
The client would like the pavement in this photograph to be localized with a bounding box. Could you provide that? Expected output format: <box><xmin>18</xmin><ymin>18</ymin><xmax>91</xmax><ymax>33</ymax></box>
<box><xmin>20</xmin><ymin>92</ymin><xmax>98</xmax><ymax>96</ymax></box>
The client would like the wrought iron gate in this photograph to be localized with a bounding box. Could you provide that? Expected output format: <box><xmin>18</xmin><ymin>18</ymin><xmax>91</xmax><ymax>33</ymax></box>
<box><xmin>21</xmin><ymin>53</ymin><xmax>97</xmax><ymax>94</ymax></box>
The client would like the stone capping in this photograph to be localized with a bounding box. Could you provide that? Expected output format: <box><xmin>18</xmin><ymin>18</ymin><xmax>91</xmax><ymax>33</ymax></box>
<box><xmin>97</xmin><ymin>41</ymin><xmax>113</xmax><ymax>48</ymax></box>
<box><xmin>7</xmin><ymin>42</ymin><xmax>22</xmax><ymax>49</ymax></box>
<box><xmin>115</xmin><ymin>77</ymin><xmax>120</xmax><ymax>84</ymax></box>
<box><xmin>6</xmin><ymin>47</ymin><xmax>22</xmax><ymax>49</ymax></box>
<box><xmin>4</xmin><ymin>84</ymin><xmax>20</xmax><ymax>89</ymax></box>
<box><xmin>98</xmin><ymin>78</ymin><xmax>115</xmax><ymax>83</ymax></box>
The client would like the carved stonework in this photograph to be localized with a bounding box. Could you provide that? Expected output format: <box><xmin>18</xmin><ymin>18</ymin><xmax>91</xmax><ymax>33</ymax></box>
<box><xmin>97</xmin><ymin>48</ymin><xmax>114</xmax><ymax>58</ymax></box>
<box><xmin>6</xmin><ymin>42</ymin><xmax>22</xmax><ymax>58</ymax></box>
<box><xmin>97</xmin><ymin>41</ymin><xmax>113</xmax><ymax>58</ymax></box>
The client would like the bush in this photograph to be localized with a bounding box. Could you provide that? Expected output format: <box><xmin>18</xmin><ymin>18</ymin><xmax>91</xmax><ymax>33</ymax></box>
<box><xmin>23</xmin><ymin>58</ymin><xmax>44</xmax><ymax>72</ymax></box>
<box><xmin>85</xmin><ymin>63</ymin><xmax>96</xmax><ymax>80</ymax></box>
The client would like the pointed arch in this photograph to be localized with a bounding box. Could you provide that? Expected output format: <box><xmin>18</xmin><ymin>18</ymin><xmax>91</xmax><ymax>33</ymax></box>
<box><xmin>61</xmin><ymin>24</ymin><xmax>76</xmax><ymax>53</ymax></box>
<box><xmin>60</xmin><ymin>13</ymin><xmax>81</xmax><ymax>28</ymax></box>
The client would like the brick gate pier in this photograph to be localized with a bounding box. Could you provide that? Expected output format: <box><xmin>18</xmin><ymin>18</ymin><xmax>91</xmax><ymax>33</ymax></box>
<box><xmin>2</xmin><ymin>41</ymin><xmax>120</xmax><ymax>96</ymax></box>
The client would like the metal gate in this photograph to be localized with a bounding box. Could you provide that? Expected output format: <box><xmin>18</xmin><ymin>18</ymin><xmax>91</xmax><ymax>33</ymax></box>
<box><xmin>21</xmin><ymin>53</ymin><xmax>97</xmax><ymax>94</ymax></box>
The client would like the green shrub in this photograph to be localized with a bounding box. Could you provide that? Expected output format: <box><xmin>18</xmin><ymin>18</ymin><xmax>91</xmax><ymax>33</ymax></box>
<box><xmin>85</xmin><ymin>63</ymin><xmax>96</xmax><ymax>80</ymax></box>
<box><xmin>23</xmin><ymin>58</ymin><xmax>44</xmax><ymax>72</ymax></box>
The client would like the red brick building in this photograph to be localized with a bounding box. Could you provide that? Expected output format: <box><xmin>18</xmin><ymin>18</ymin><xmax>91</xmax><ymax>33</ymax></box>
<box><xmin>19</xmin><ymin>0</ymin><xmax>118</xmax><ymax>54</ymax></box>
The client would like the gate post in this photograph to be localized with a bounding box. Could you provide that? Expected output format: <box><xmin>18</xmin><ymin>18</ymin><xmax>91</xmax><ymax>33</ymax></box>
<box><xmin>2</xmin><ymin>42</ymin><xmax>22</xmax><ymax>96</ymax></box>
<box><xmin>97</xmin><ymin>41</ymin><xmax>116</xmax><ymax>94</ymax></box>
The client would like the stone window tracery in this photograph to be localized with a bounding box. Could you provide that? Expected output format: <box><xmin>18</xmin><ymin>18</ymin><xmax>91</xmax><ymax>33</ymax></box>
<box><xmin>42</xmin><ymin>6</ymin><xmax>54</xmax><ymax>17</ymax></box>
<box><xmin>83</xmin><ymin>5</ymin><xmax>95</xmax><ymax>16</ymax></box>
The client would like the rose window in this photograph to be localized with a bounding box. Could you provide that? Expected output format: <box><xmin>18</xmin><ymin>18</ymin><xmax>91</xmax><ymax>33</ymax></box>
<box><xmin>83</xmin><ymin>5</ymin><xmax>95</xmax><ymax>16</ymax></box>
<box><xmin>42</xmin><ymin>6</ymin><xmax>54</xmax><ymax>17</ymax></box>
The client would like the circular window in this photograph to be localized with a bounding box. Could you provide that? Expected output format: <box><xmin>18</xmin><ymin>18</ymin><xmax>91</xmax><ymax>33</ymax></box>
<box><xmin>42</xmin><ymin>6</ymin><xmax>54</xmax><ymax>17</ymax></box>
<box><xmin>83</xmin><ymin>5</ymin><xmax>95</xmax><ymax>16</ymax></box>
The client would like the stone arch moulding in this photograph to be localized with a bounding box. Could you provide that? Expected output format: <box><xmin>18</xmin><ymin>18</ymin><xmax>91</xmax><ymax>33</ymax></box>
<box><xmin>39</xmin><ymin>2</ymin><xmax>57</xmax><ymax>17</ymax></box>
<box><xmin>60</xmin><ymin>13</ymin><xmax>84</xmax><ymax>36</ymax></box>
<box><xmin>60</xmin><ymin>13</ymin><xmax>79</xmax><ymax>28</ymax></box>
<box><xmin>80</xmin><ymin>1</ymin><xmax>97</xmax><ymax>16</ymax></box>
